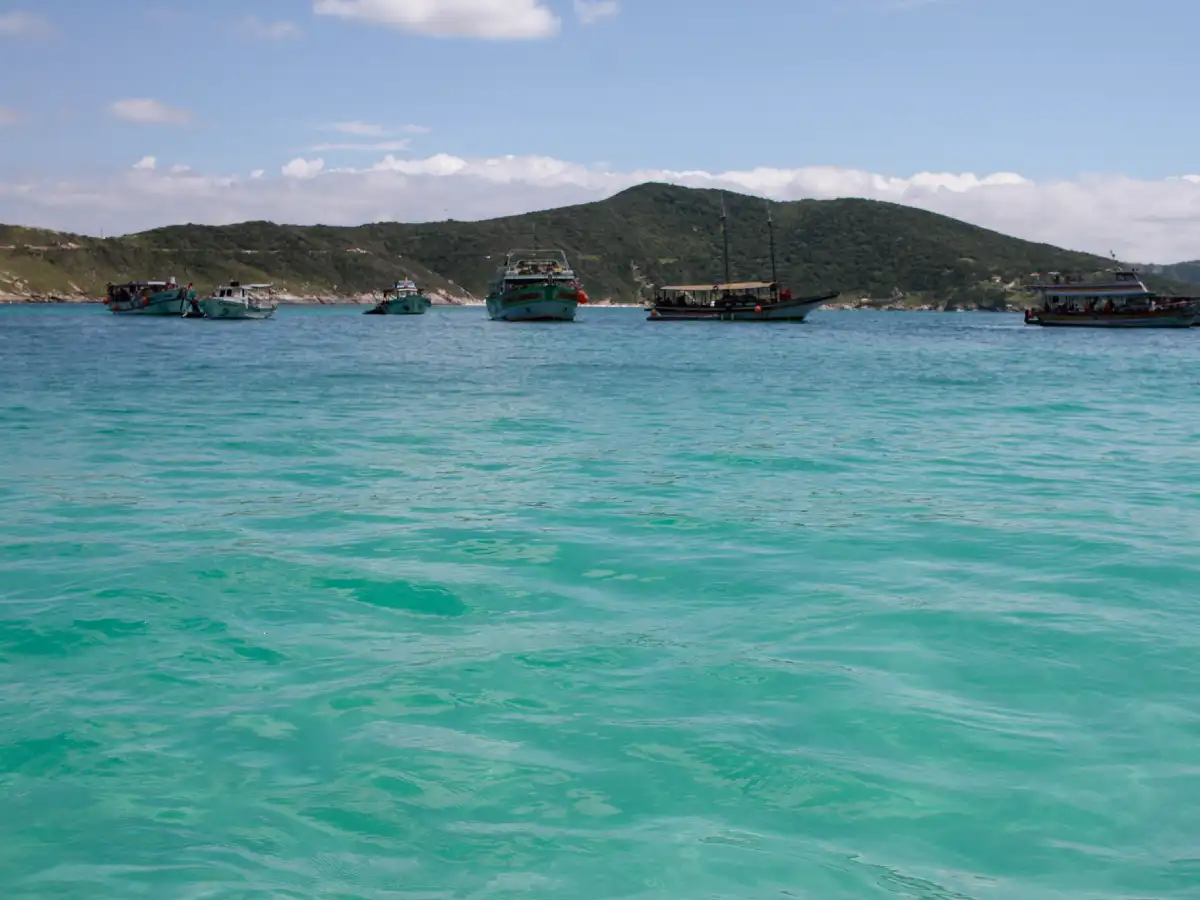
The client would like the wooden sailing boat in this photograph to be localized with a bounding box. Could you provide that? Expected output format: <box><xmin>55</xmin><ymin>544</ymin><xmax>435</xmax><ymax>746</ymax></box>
<box><xmin>646</xmin><ymin>195</ymin><xmax>839</xmax><ymax>321</ymax></box>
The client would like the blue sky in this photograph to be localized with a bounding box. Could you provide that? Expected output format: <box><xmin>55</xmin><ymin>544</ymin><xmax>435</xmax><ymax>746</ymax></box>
<box><xmin>2</xmin><ymin>0</ymin><xmax>1200</xmax><ymax>260</ymax></box>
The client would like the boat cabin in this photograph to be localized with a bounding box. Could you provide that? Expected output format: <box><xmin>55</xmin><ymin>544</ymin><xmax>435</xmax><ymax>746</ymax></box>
<box><xmin>384</xmin><ymin>280</ymin><xmax>421</xmax><ymax>298</ymax></box>
<box><xmin>214</xmin><ymin>281</ymin><xmax>274</xmax><ymax>299</ymax></box>
<box><xmin>494</xmin><ymin>249</ymin><xmax>577</xmax><ymax>290</ymax></box>
<box><xmin>653</xmin><ymin>281</ymin><xmax>788</xmax><ymax>309</ymax></box>
<box><xmin>106</xmin><ymin>280</ymin><xmax>175</xmax><ymax>302</ymax></box>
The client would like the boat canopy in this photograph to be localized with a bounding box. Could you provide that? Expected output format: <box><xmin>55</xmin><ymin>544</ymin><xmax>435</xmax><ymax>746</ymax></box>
<box><xmin>659</xmin><ymin>281</ymin><xmax>775</xmax><ymax>293</ymax></box>
<box><xmin>211</xmin><ymin>282</ymin><xmax>272</xmax><ymax>298</ymax></box>
<box><xmin>1025</xmin><ymin>277</ymin><xmax>1151</xmax><ymax>296</ymax></box>
<box><xmin>1026</xmin><ymin>268</ymin><xmax>1147</xmax><ymax>287</ymax></box>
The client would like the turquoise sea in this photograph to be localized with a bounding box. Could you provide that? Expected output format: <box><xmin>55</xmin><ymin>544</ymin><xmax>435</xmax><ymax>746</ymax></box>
<box><xmin>2</xmin><ymin>305</ymin><xmax>1199</xmax><ymax>900</ymax></box>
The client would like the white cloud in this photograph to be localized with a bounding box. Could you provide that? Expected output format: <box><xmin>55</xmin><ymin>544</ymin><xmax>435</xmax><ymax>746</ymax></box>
<box><xmin>170</xmin><ymin>164</ymin><xmax>192</xmax><ymax>174</ymax></box>
<box><xmin>0</xmin><ymin>10</ymin><xmax>53</xmax><ymax>37</ymax></box>
<box><xmin>574</xmin><ymin>0</ymin><xmax>618</xmax><ymax>24</ymax></box>
<box><xmin>250</xmin><ymin>169</ymin><xmax>266</xmax><ymax>179</ymax></box>
<box><xmin>313</xmin><ymin>0</ymin><xmax>559</xmax><ymax>38</ymax></box>
<box><xmin>281</xmin><ymin>157</ymin><xmax>325</xmax><ymax>179</ymax></box>
<box><xmin>132</xmin><ymin>156</ymin><xmax>157</xmax><ymax>170</ymax></box>
<box><xmin>239</xmin><ymin>16</ymin><xmax>302</xmax><ymax>39</ymax></box>
<box><xmin>327</xmin><ymin>120</ymin><xmax>387</xmax><ymax>136</ymax></box>
<box><xmin>6</xmin><ymin>153</ymin><xmax>1200</xmax><ymax>263</ymax></box>
<box><xmin>109</xmin><ymin>98</ymin><xmax>192</xmax><ymax>125</ymax></box>
<box><xmin>0</xmin><ymin>105</ymin><xmax>19</xmax><ymax>125</ymax></box>
<box><xmin>312</xmin><ymin>140</ymin><xmax>413</xmax><ymax>152</ymax></box>
<box><xmin>325</xmin><ymin>121</ymin><xmax>429</xmax><ymax>137</ymax></box>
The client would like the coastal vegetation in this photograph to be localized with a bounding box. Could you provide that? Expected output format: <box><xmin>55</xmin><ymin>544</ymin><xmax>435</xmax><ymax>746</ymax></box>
<box><xmin>1144</xmin><ymin>260</ymin><xmax>1200</xmax><ymax>288</ymax></box>
<box><xmin>0</xmin><ymin>184</ymin><xmax>1188</xmax><ymax>307</ymax></box>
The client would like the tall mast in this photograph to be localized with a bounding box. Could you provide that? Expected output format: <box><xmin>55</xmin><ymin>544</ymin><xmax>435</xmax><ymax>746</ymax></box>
<box><xmin>766</xmin><ymin>201</ymin><xmax>778</xmax><ymax>287</ymax></box>
<box><xmin>721</xmin><ymin>193</ymin><xmax>731</xmax><ymax>287</ymax></box>
<box><xmin>533</xmin><ymin>219</ymin><xmax>538</xmax><ymax>250</ymax></box>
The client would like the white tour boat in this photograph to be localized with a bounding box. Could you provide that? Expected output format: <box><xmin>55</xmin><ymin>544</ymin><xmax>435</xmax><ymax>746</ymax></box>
<box><xmin>197</xmin><ymin>282</ymin><xmax>278</xmax><ymax>320</ymax></box>
<box><xmin>1023</xmin><ymin>268</ymin><xmax>1199</xmax><ymax>328</ymax></box>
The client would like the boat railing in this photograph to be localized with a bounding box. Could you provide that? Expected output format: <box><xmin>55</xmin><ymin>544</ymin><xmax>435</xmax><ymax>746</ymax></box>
<box><xmin>502</xmin><ymin>249</ymin><xmax>572</xmax><ymax>276</ymax></box>
<box><xmin>505</xmin><ymin>248</ymin><xmax>570</xmax><ymax>264</ymax></box>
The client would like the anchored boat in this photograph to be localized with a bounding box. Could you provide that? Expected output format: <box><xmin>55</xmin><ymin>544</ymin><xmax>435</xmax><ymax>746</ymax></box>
<box><xmin>649</xmin><ymin>282</ymin><xmax>840</xmax><ymax>322</ymax></box>
<box><xmin>485</xmin><ymin>249</ymin><xmax>587</xmax><ymax>322</ymax></box>
<box><xmin>1023</xmin><ymin>267</ymin><xmax>1198</xmax><ymax>328</ymax></box>
<box><xmin>198</xmin><ymin>282</ymin><xmax>277</xmax><ymax>320</ymax></box>
<box><xmin>105</xmin><ymin>280</ymin><xmax>195</xmax><ymax>316</ymax></box>
<box><xmin>646</xmin><ymin>198</ymin><xmax>838</xmax><ymax>322</ymax></box>
<box><xmin>364</xmin><ymin>280</ymin><xmax>431</xmax><ymax>315</ymax></box>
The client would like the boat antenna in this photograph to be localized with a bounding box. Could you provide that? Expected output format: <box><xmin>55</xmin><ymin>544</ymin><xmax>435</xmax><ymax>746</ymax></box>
<box><xmin>766</xmin><ymin>201</ymin><xmax>778</xmax><ymax>288</ymax></box>
<box><xmin>721</xmin><ymin>193</ymin><xmax>731</xmax><ymax>288</ymax></box>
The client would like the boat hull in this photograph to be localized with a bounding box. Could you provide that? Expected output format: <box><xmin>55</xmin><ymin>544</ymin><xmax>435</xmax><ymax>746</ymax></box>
<box><xmin>199</xmin><ymin>297</ymin><xmax>276</xmax><ymax>320</ymax></box>
<box><xmin>108</xmin><ymin>289</ymin><xmax>191</xmax><ymax>316</ymax></box>
<box><xmin>365</xmin><ymin>296</ymin><xmax>431</xmax><ymax>315</ymax></box>
<box><xmin>487</xmin><ymin>284</ymin><xmax>578</xmax><ymax>322</ymax></box>
<box><xmin>647</xmin><ymin>292</ymin><xmax>837</xmax><ymax>322</ymax></box>
<box><xmin>1025</xmin><ymin>309</ymin><xmax>1196</xmax><ymax>328</ymax></box>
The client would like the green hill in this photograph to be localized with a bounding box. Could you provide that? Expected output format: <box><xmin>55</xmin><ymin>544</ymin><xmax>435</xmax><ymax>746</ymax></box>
<box><xmin>0</xmin><ymin>183</ymin><xmax>1185</xmax><ymax>307</ymax></box>
<box><xmin>1144</xmin><ymin>260</ymin><xmax>1200</xmax><ymax>288</ymax></box>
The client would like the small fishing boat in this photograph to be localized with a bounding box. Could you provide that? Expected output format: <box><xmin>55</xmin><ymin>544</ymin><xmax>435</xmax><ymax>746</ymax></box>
<box><xmin>105</xmin><ymin>280</ymin><xmax>195</xmax><ymax>316</ymax></box>
<box><xmin>646</xmin><ymin>199</ymin><xmax>838</xmax><ymax>322</ymax></box>
<box><xmin>1023</xmin><ymin>267</ymin><xmax>1198</xmax><ymax>328</ymax></box>
<box><xmin>197</xmin><ymin>282</ymin><xmax>277</xmax><ymax>320</ymax></box>
<box><xmin>485</xmin><ymin>248</ymin><xmax>587</xmax><ymax>322</ymax></box>
<box><xmin>364</xmin><ymin>280</ymin><xmax>431</xmax><ymax>315</ymax></box>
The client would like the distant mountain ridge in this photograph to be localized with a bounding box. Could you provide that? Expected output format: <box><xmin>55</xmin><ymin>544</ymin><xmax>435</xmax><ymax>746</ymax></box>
<box><xmin>1143</xmin><ymin>260</ymin><xmax>1200</xmax><ymax>288</ymax></box>
<box><xmin>1</xmin><ymin>183</ymin><xmax>1190</xmax><ymax>307</ymax></box>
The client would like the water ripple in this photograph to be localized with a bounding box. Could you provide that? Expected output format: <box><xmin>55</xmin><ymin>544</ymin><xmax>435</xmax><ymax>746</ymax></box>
<box><xmin>1</xmin><ymin>306</ymin><xmax>1199</xmax><ymax>898</ymax></box>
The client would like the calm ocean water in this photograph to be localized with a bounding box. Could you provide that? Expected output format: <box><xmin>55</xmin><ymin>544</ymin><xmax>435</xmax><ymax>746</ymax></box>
<box><xmin>1</xmin><ymin>305</ymin><xmax>1199</xmax><ymax>899</ymax></box>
